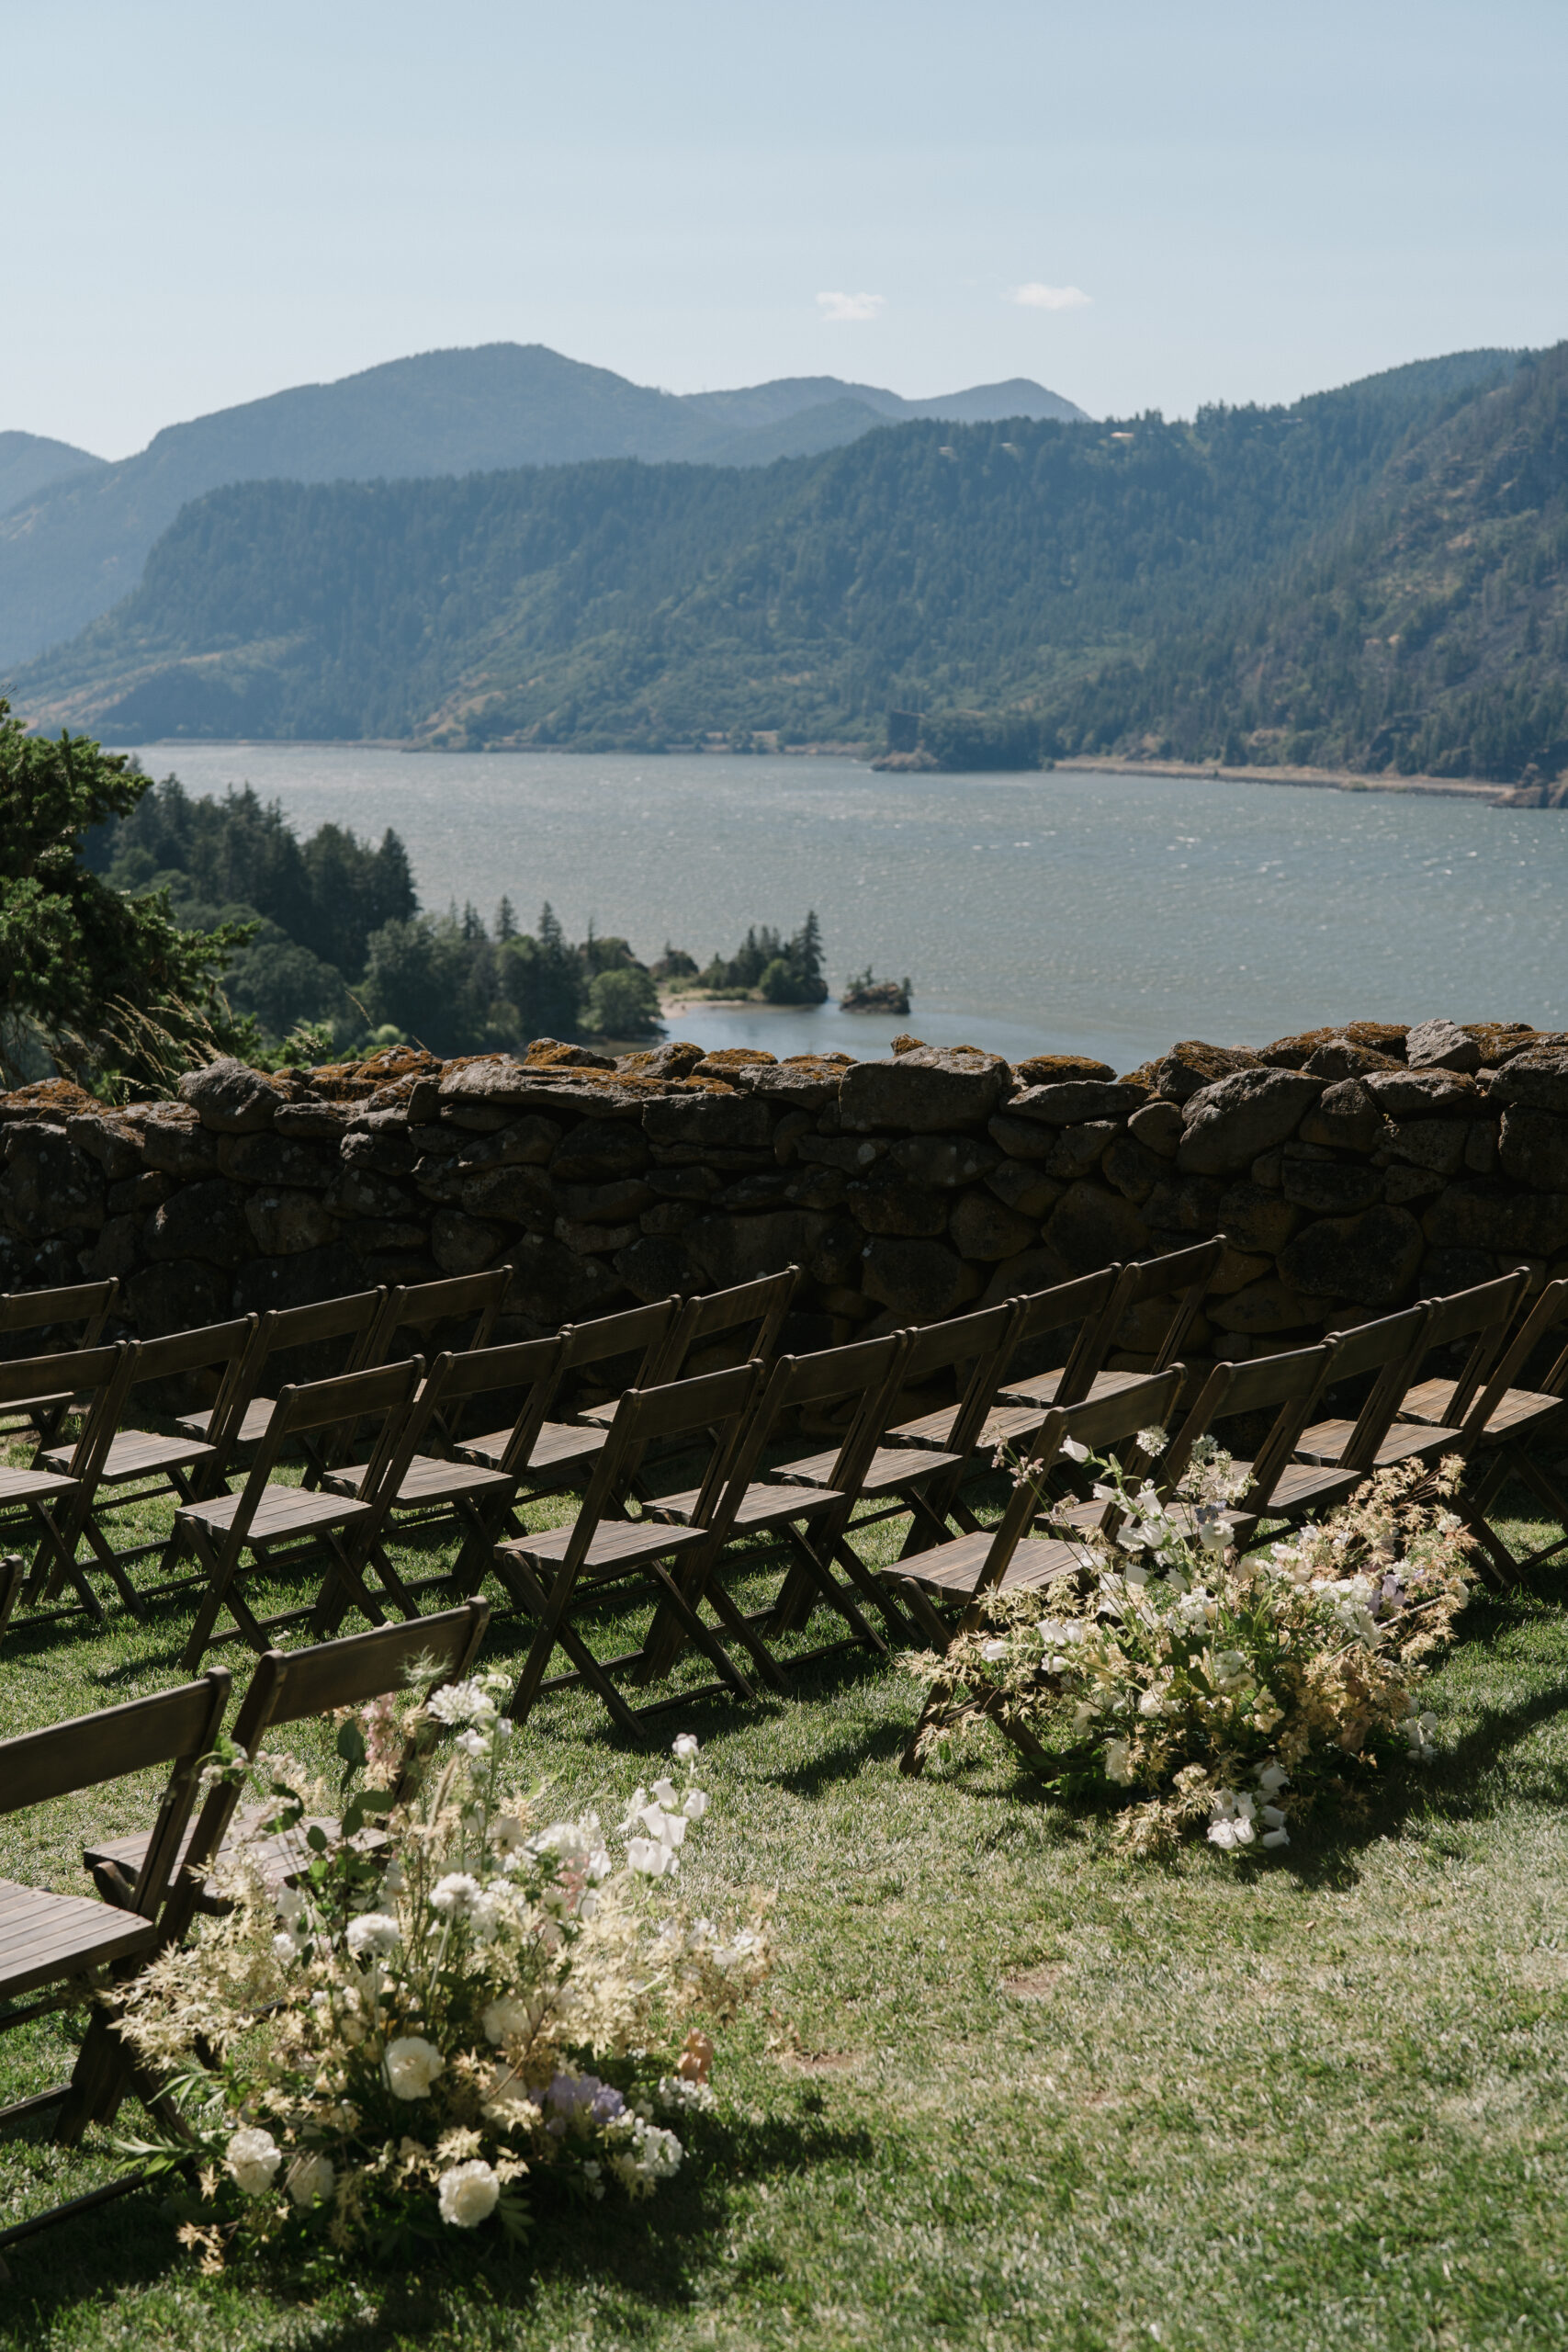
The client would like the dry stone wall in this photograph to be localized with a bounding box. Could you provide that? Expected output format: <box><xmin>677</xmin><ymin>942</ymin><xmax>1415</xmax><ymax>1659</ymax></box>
<box><xmin>5</xmin><ymin>1021</ymin><xmax>1568</xmax><ymax>1376</ymax></box>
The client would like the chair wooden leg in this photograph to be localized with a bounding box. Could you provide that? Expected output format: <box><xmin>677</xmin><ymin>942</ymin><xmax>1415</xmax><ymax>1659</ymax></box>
<box><xmin>640</xmin><ymin>1558</ymin><xmax>756</xmax><ymax>1702</ymax></box>
<box><xmin>503</xmin><ymin>1556</ymin><xmax>647</xmax><ymax>1736</ymax></box>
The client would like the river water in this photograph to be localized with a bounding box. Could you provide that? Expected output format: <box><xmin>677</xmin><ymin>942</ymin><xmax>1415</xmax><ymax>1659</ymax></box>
<box><xmin>121</xmin><ymin>745</ymin><xmax>1568</xmax><ymax>1069</ymax></box>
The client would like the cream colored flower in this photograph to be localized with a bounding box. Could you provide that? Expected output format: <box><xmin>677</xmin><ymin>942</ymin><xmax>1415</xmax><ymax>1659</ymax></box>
<box><xmin>385</xmin><ymin>2035</ymin><xmax>445</xmax><ymax>2099</ymax></box>
<box><xmin>437</xmin><ymin>2157</ymin><xmax>500</xmax><ymax>2227</ymax></box>
<box><xmin>226</xmin><ymin>2125</ymin><xmax>282</xmax><ymax>2196</ymax></box>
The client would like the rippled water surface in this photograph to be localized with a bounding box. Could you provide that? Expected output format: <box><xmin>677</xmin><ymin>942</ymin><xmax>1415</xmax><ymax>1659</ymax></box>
<box><xmin>126</xmin><ymin>746</ymin><xmax>1568</xmax><ymax>1067</ymax></box>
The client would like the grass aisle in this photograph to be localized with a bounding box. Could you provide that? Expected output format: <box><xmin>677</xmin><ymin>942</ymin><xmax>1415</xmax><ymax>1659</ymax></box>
<box><xmin>0</xmin><ymin>1477</ymin><xmax>1564</xmax><ymax>2351</ymax></box>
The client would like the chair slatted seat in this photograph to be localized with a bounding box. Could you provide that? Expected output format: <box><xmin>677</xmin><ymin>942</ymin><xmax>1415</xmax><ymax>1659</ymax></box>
<box><xmin>0</xmin><ymin>1668</ymin><xmax>231</xmax><ymax>2253</ymax></box>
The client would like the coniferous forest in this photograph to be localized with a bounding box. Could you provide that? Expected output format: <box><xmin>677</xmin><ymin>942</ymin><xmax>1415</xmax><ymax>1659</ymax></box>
<box><xmin>17</xmin><ymin>343</ymin><xmax>1568</xmax><ymax>782</ymax></box>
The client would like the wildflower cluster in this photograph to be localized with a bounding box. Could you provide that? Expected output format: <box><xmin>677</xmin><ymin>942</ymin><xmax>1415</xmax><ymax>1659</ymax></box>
<box><xmin>115</xmin><ymin>1676</ymin><xmax>769</xmax><ymax>2266</ymax></box>
<box><xmin>911</xmin><ymin>1443</ymin><xmax>1475</xmax><ymax>1859</ymax></box>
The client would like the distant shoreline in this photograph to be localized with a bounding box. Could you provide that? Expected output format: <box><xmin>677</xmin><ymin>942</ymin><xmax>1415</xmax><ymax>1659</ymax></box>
<box><xmin>1065</xmin><ymin>754</ymin><xmax>1507</xmax><ymax>802</ymax></box>
<box><xmin>115</xmin><ymin>736</ymin><xmax>1512</xmax><ymax>800</ymax></box>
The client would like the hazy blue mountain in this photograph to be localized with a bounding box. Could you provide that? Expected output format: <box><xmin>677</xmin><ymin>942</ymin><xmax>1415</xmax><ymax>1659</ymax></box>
<box><xmin>0</xmin><ymin>430</ymin><xmax>104</xmax><ymax>517</ymax></box>
<box><xmin>0</xmin><ymin>344</ymin><xmax>1083</xmax><ymax>673</ymax></box>
<box><xmin>22</xmin><ymin>340</ymin><xmax>1557</xmax><ymax>781</ymax></box>
<box><xmin>681</xmin><ymin>374</ymin><xmax>1085</xmax><ymax>432</ymax></box>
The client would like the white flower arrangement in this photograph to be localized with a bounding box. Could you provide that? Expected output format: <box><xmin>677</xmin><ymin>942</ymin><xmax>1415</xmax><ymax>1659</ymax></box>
<box><xmin>910</xmin><ymin>1453</ymin><xmax>1475</xmax><ymax>1859</ymax></box>
<box><xmin>115</xmin><ymin>1681</ymin><xmax>770</xmax><ymax>2266</ymax></box>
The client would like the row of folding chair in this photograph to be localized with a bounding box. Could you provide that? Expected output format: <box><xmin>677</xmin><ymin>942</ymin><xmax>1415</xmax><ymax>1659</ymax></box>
<box><xmin>0</xmin><ymin>1600</ymin><xmax>490</xmax><ymax>2257</ymax></box>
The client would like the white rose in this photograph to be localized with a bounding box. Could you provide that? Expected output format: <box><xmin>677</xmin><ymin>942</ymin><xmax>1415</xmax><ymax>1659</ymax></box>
<box><xmin>287</xmin><ymin>2150</ymin><xmax>335</xmax><ymax>2209</ymax></box>
<box><xmin>437</xmin><ymin>2158</ymin><xmax>500</xmax><ymax>2228</ymax></box>
<box><xmin>384</xmin><ymin>2035</ymin><xmax>445</xmax><ymax>2100</ymax></box>
<box><xmin>226</xmin><ymin>2125</ymin><xmax>282</xmax><ymax>2196</ymax></box>
<box><xmin>671</xmin><ymin>1734</ymin><xmax>700</xmax><ymax>1763</ymax></box>
<box><xmin>345</xmin><ymin>1911</ymin><xmax>400</xmax><ymax>1958</ymax></box>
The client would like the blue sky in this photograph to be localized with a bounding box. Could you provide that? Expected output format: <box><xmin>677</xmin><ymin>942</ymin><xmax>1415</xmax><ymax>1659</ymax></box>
<box><xmin>7</xmin><ymin>0</ymin><xmax>1565</xmax><ymax>457</ymax></box>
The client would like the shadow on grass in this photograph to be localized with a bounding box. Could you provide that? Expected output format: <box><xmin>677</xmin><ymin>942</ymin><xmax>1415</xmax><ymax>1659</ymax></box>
<box><xmin>0</xmin><ymin>2104</ymin><xmax>873</xmax><ymax>2343</ymax></box>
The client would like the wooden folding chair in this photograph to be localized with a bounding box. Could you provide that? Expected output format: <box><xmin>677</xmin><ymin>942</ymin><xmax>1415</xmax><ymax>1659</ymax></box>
<box><xmin>0</xmin><ymin>1668</ymin><xmax>231</xmax><ymax>2256</ymax></box>
<box><xmin>998</xmin><ymin>1239</ymin><xmax>1224</xmax><ymax>1413</ymax></box>
<box><xmin>642</xmin><ymin>1331</ymin><xmax>921</xmax><ymax>1679</ymax></box>
<box><xmin>173</xmin><ymin>1285</ymin><xmax>388</xmax><ymax>1467</ymax></box>
<box><xmin>895</xmin><ymin>1369</ymin><xmax>1185</xmax><ymax>1770</ymax></box>
<box><xmin>495</xmin><ymin>1363</ymin><xmax>770</xmax><ymax>1734</ymax></box>
<box><xmin>1399</xmin><ymin>1274</ymin><xmax>1568</xmax><ymax>1582</ymax></box>
<box><xmin>83</xmin><ymin>1599</ymin><xmax>490</xmax><ymax>1931</ymax></box>
<box><xmin>0</xmin><ymin>1279</ymin><xmax>119</xmax><ymax>1455</ymax></box>
<box><xmin>577</xmin><ymin>1268</ymin><xmax>803</xmax><ymax>1430</ymax></box>
<box><xmin>318</xmin><ymin>1336</ymin><xmax>567</xmax><ymax>1623</ymax></box>
<box><xmin>355</xmin><ymin>1268</ymin><xmax>512</xmax><ymax>1445</ymax></box>
<box><xmin>0</xmin><ymin>1346</ymin><xmax>126</xmax><ymax>1624</ymax></box>
<box><xmin>1294</xmin><ymin>1275</ymin><xmax>1529</xmax><ymax>1486</ymax></box>
<box><xmin>174</xmin><ymin>1358</ymin><xmax>425</xmax><ymax>1668</ymax></box>
<box><xmin>457</xmin><ymin>1295</ymin><xmax>682</xmax><ymax>1505</ymax></box>
<box><xmin>37</xmin><ymin>1318</ymin><xmax>259</xmax><ymax>1617</ymax></box>
<box><xmin>1158</xmin><ymin>1340</ymin><xmax>1345</xmax><ymax>1551</ymax></box>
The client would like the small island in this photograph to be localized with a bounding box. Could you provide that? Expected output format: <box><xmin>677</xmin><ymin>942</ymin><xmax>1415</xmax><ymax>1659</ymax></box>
<box><xmin>840</xmin><ymin>967</ymin><xmax>912</xmax><ymax>1014</ymax></box>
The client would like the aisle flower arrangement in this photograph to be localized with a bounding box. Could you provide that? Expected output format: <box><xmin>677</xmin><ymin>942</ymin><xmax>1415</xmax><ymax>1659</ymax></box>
<box><xmin>909</xmin><ymin>1441</ymin><xmax>1475</xmax><ymax>1857</ymax></box>
<box><xmin>114</xmin><ymin>1673</ymin><xmax>770</xmax><ymax>2266</ymax></box>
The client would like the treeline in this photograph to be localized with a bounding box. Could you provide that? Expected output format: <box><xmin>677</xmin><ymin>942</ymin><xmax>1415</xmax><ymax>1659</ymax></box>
<box><xmin>83</xmin><ymin>775</ymin><xmax>840</xmax><ymax>1057</ymax></box>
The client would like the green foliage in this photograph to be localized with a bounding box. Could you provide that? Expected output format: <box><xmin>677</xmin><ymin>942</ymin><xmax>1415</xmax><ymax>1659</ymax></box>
<box><xmin>583</xmin><ymin>964</ymin><xmax>662</xmax><ymax>1038</ymax></box>
<box><xmin>26</xmin><ymin>343</ymin><xmax>1567</xmax><ymax>780</ymax></box>
<box><xmin>0</xmin><ymin>701</ymin><xmax>250</xmax><ymax>1094</ymax></box>
<box><xmin>699</xmin><ymin>913</ymin><xmax>827</xmax><ymax>1003</ymax></box>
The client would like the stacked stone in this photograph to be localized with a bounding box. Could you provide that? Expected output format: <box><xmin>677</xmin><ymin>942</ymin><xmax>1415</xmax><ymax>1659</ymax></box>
<box><xmin>1</xmin><ymin>1020</ymin><xmax>1566</xmax><ymax>1375</ymax></box>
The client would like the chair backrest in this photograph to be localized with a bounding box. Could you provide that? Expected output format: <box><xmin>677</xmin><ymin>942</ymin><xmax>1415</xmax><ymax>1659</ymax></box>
<box><xmin>1163</xmin><ymin>1341</ymin><xmax>1335</xmax><ymax>1508</ymax></box>
<box><xmin>564</xmin><ymin>1362</ymin><xmax>766</xmax><ymax>1578</ymax></box>
<box><xmin>0</xmin><ymin>1670</ymin><xmax>230</xmax><ymax>1922</ymax></box>
<box><xmin>739</xmin><ymin>1329</ymin><xmax>913</xmax><ymax>1502</ymax></box>
<box><xmin>1007</xmin><ymin>1267</ymin><xmax>1123</xmax><ymax>1405</ymax></box>
<box><xmin>228</xmin><ymin>1359</ymin><xmax>424</xmax><ymax>1538</ymax></box>
<box><xmin>901</xmin><ymin>1298</ymin><xmax>1027</xmax><ymax>1453</ymax></box>
<box><xmin>247</xmin><ymin>1286</ymin><xmax>389</xmax><ymax>1386</ymax></box>
<box><xmin>163</xmin><ymin>1607</ymin><xmax>491</xmax><ymax>1945</ymax></box>
<box><xmin>973</xmin><ymin>1367</ymin><xmax>1186</xmax><ymax>1601</ymax></box>
<box><xmin>558</xmin><ymin>1295</ymin><xmax>681</xmax><ymax>1382</ymax></box>
<box><xmin>1468</xmin><ymin>1275</ymin><xmax>1568</xmax><ymax>1429</ymax></box>
<box><xmin>417</xmin><ymin>1336</ymin><xmax>565</xmax><ymax>1475</ymax></box>
<box><xmin>0</xmin><ymin>1342</ymin><xmax>127</xmax><ymax>1475</ymax></box>
<box><xmin>0</xmin><ymin>1278</ymin><xmax>118</xmax><ymax>1349</ymax></box>
<box><xmin>1100</xmin><ymin>1237</ymin><xmax>1229</xmax><ymax>1373</ymax></box>
<box><xmin>1317</xmin><ymin>1305</ymin><xmax>1434</xmax><ymax>1471</ymax></box>
<box><xmin>363</xmin><ymin>1270</ymin><xmax>512</xmax><ymax>1367</ymax></box>
<box><xmin>1411</xmin><ymin>1270</ymin><xmax>1531</xmax><ymax>1426</ymax></box>
<box><xmin>649</xmin><ymin>1267</ymin><xmax>801</xmax><ymax>1385</ymax></box>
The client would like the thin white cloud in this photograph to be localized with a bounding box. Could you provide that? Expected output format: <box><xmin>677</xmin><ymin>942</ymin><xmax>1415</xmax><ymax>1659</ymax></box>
<box><xmin>816</xmin><ymin>290</ymin><xmax>886</xmax><ymax>322</ymax></box>
<box><xmin>1010</xmin><ymin>282</ymin><xmax>1092</xmax><ymax>311</ymax></box>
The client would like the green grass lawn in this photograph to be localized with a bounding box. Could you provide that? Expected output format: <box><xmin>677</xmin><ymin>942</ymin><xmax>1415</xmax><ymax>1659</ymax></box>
<box><xmin>1</xmin><ymin>1446</ymin><xmax>1565</xmax><ymax>2352</ymax></box>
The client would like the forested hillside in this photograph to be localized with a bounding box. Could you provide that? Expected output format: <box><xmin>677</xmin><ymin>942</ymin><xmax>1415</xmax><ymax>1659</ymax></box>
<box><xmin>18</xmin><ymin>343</ymin><xmax>1566</xmax><ymax>782</ymax></box>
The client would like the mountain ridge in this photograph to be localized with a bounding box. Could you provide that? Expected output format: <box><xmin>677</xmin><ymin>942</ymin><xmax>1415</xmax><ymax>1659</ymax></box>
<box><xmin>17</xmin><ymin>341</ymin><xmax>1558</xmax><ymax>781</ymax></box>
<box><xmin>0</xmin><ymin>343</ymin><xmax>1084</xmax><ymax>672</ymax></box>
